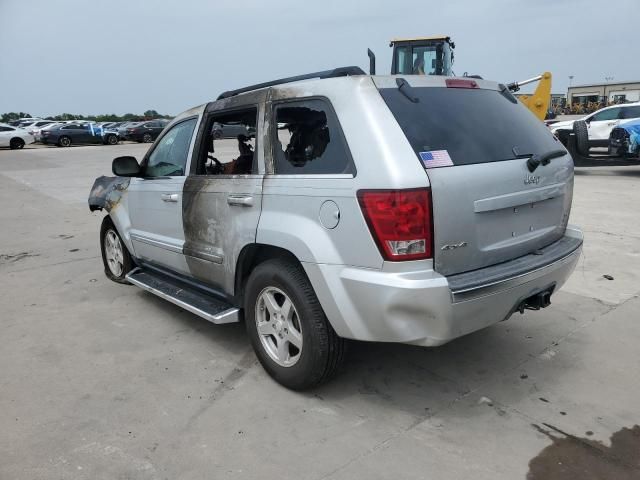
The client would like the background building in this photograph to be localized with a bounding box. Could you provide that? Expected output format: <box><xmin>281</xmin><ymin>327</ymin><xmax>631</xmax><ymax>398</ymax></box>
<box><xmin>568</xmin><ymin>81</ymin><xmax>640</xmax><ymax>105</ymax></box>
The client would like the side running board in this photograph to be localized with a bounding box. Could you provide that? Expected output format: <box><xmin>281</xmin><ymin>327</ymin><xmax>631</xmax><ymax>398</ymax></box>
<box><xmin>126</xmin><ymin>268</ymin><xmax>239</xmax><ymax>324</ymax></box>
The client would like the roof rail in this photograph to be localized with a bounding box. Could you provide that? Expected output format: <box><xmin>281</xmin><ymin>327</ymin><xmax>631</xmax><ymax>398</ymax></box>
<box><xmin>217</xmin><ymin>66</ymin><xmax>366</xmax><ymax>100</ymax></box>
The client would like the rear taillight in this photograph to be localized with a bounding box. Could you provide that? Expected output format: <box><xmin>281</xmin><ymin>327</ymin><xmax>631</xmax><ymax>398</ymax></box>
<box><xmin>357</xmin><ymin>188</ymin><xmax>433</xmax><ymax>261</ymax></box>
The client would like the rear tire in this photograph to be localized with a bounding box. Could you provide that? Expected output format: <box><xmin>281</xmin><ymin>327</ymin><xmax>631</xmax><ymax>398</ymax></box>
<box><xmin>105</xmin><ymin>134</ymin><xmax>118</xmax><ymax>145</ymax></box>
<box><xmin>9</xmin><ymin>138</ymin><xmax>25</xmax><ymax>149</ymax></box>
<box><xmin>573</xmin><ymin>120</ymin><xmax>590</xmax><ymax>156</ymax></box>
<box><xmin>244</xmin><ymin>259</ymin><xmax>346</xmax><ymax>390</ymax></box>
<box><xmin>142</xmin><ymin>133</ymin><xmax>153</xmax><ymax>143</ymax></box>
<box><xmin>59</xmin><ymin>136</ymin><xmax>72</xmax><ymax>147</ymax></box>
<box><xmin>100</xmin><ymin>216</ymin><xmax>133</xmax><ymax>284</ymax></box>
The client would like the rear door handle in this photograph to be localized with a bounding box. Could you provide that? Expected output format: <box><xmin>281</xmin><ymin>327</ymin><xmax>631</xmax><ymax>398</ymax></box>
<box><xmin>161</xmin><ymin>193</ymin><xmax>179</xmax><ymax>202</ymax></box>
<box><xmin>227</xmin><ymin>195</ymin><xmax>254</xmax><ymax>207</ymax></box>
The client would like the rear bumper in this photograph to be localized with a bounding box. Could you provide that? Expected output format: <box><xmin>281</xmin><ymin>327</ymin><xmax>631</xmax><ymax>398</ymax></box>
<box><xmin>304</xmin><ymin>226</ymin><xmax>583</xmax><ymax>346</ymax></box>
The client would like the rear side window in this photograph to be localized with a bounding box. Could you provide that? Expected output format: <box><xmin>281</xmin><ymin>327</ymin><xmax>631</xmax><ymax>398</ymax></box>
<box><xmin>621</xmin><ymin>106</ymin><xmax>640</xmax><ymax>119</ymax></box>
<box><xmin>378</xmin><ymin>86</ymin><xmax>561</xmax><ymax>167</ymax></box>
<box><xmin>273</xmin><ymin>99</ymin><xmax>353</xmax><ymax>174</ymax></box>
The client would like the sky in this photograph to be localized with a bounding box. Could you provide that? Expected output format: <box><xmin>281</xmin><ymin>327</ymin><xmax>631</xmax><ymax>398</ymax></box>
<box><xmin>1</xmin><ymin>0</ymin><xmax>638</xmax><ymax>117</ymax></box>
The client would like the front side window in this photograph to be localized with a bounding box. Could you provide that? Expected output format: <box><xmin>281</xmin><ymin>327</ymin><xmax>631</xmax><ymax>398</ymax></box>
<box><xmin>591</xmin><ymin>108</ymin><xmax>620</xmax><ymax>122</ymax></box>
<box><xmin>197</xmin><ymin>108</ymin><xmax>257</xmax><ymax>176</ymax></box>
<box><xmin>273</xmin><ymin>99</ymin><xmax>353</xmax><ymax>175</ymax></box>
<box><xmin>145</xmin><ymin>118</ymin><xmax>197</xmax><ymax>177</ymax></box>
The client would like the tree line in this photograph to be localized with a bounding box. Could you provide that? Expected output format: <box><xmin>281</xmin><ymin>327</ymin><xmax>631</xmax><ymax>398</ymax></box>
<box><xmin>1</xmin><ymin>110</ymin><xmax>173</xmax><ymax>123</ymax></box>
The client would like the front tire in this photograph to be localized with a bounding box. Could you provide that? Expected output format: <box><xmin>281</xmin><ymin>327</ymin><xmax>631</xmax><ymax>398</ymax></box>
<box><xmin>573</xmin><ymin>120</ymin><xmax>590</xmax><ymax>156</ymax></box>
<box><xmin>105</xmin><ymin>134</ymin><xmax>118</xmax><ymax>145</ymax></box>
<box><xmin>9</xmin><ymin>138</ymin><xmax>25</xmax><ymax>149</ymax></box>
<box><xmin>244</xmin><ymin>259</ymin><xmax>346</xmax><ymax>390</ymax></box>
<box><xmin>100</xmin><ymin>217</ymin><xmax>133</xmax><ymax>284</ymax></box>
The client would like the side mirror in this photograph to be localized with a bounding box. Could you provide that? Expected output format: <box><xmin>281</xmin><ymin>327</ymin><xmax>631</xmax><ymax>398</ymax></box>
<box><xmin>112</xmin><ymin>156</ymin><xmax>141</xmax><ymax>177</ymax></box>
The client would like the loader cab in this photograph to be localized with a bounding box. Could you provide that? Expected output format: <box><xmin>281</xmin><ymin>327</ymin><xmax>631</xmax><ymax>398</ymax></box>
<box><xmin>390</xmin><ymin>36</ymin><xmax>455</xmax><ymax>76</ymax></box>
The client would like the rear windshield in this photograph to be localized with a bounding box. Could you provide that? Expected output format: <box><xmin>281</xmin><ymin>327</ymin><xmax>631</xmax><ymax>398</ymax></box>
<box><xmin>378</xmin><ymin>86</ymin><xmax>561</xmax><ymax>166</ymax></box>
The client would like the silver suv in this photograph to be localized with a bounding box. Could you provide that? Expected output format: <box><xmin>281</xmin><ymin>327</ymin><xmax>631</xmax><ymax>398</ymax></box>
<box><xmin>89</xmin><ymin>68</ymin><xmax>583</xmax><ymax>390</ymax></box>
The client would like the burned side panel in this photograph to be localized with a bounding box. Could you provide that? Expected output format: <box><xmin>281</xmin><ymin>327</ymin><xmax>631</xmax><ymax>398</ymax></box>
<box><xmin>182</xmin><ymin>174</ymin><xmax>263</xmax><ymax>295</ymax></box>
<box><xmin>88</xmin><ymin>176</ymin><xmax>131</xmax><ymax>212</ymax></box>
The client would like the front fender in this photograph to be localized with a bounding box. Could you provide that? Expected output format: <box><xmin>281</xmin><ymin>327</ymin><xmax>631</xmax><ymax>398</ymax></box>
<box><xmin>88</xmin><ymin>176</ymin><xmax>135</xmax><ymax>255</ymax></box>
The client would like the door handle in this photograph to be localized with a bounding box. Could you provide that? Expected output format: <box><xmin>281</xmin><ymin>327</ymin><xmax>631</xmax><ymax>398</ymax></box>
<box><xmin>161</xmin><ymin>193</ymin><xmax>179</xmax><ymax>202</ymax></box>
<box><xmin>227</xmin><ymin>195</ymin><xmax>254</xmax><ymax>207</ymax></box>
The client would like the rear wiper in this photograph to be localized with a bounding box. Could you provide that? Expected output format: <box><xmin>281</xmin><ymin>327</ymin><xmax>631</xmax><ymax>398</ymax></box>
<box><xmin>395</xmin><ymin>78</ymin><xmax>419</xmax><ymax>103</ymax></box>
<box><xmin>520</xmin><ymin>149</ymin><xmax>567</xmax><ymax>172</ymax></box>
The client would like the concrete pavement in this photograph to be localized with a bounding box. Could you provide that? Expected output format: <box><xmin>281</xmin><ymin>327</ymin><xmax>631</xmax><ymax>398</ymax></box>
<box><xmin>0</xmin><ymin>144</ymin><xmax>638</xmax><ymax>479</ymax></box>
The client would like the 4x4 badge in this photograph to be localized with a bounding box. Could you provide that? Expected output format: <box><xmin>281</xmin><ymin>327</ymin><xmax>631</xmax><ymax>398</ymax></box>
<box><xmin>441</xmin><ymin>241</ymin><xmax>468</xmax><ymax>251</ymax></box>
<box><xmin>524</xmin><ymin>174</ymin><xmax>540</xmax><ymax>185</ymax></box>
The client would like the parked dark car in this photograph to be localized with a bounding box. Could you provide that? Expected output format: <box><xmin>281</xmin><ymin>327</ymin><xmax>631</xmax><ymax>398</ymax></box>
<box><xmin>123</xmin><ymin>120</ymin><xmax>169</xmax><ymax>142</ymax></box>
<box><xmin>117</xmin><ymin>122</ymin><xmax>142</xmax><ymax>140</ymax></box>
<box><xmin>40</xmin><ymin>123</ymin><xmax>119</xmax><ymax>147</ymax></box>
<box><xmin>212</xmin><ymin>122</ymin><xmax>254</xmax><ymax>139</ymax></box>
<box><xmin>609</xmin><ymin>119</ymin><xmax>640</xmax><ymax>157</ymax></box>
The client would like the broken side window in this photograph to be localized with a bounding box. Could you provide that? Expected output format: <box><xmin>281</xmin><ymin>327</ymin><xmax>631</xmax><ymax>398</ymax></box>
<box><xmin>273</xmin><ymin>99</ymin><xmax>353</xmax><ymax>175</ymax></box>
<box><xmin>197</xmin><ymin>107</ymin><xmax>258</xmax><ymax>176</ymax></box>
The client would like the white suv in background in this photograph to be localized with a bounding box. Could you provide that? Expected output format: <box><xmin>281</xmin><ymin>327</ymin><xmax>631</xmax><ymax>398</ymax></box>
<box><xmin>550</xmin><ymin>102</ymin><xmax>640</xmax><ymax>148</ymax></box>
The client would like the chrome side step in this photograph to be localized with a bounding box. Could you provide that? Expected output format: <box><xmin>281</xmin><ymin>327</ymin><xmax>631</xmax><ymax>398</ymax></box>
<box><xmin>126</xmin><ymin>268</ymin><xmax>239</xmax><ymax>324</ymax></box>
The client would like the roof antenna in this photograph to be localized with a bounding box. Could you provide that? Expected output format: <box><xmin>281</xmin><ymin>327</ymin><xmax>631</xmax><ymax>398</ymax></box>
<box><xmin>367</xmin><ymin>48</ymin><xmax>376</xmax><ymax>75</ymax></box>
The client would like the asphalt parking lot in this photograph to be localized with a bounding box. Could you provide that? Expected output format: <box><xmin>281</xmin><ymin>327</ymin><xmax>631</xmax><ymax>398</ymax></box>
<box><xmin>1</xmin><ymin>144</ymin><xmax>639</xmax><ymax>479</ymax></box>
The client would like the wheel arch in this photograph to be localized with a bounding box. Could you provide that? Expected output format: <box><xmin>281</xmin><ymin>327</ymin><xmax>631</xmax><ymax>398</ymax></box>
<box><xmin>234</xmin><ymin>243</ymin><xmax>301</xmax><ymax>303</ymax></box>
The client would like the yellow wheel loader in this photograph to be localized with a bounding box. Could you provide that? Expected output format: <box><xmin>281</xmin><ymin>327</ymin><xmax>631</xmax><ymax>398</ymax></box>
<box><xmin>368</xmin><ymin>36</ymin><xmax>552</xmax><ymax>121</ymax></box>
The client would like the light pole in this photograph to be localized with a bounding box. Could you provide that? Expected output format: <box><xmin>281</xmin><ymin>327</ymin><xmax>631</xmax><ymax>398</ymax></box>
<box><xmin>604</xmin><ymin>77</ymin><xmax>614</xmax><ymax>104</ymax></box>
<box><xmin>567</xmin><ymin>76</ymin><xmax>574</xmax><ymax>108</ymax></box>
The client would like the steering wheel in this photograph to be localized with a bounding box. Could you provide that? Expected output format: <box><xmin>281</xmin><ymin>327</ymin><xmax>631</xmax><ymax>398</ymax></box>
<box><xmin>207</xmin><ymin>154</ymin><xmax>224</xmax><ymax>175</ymax></box>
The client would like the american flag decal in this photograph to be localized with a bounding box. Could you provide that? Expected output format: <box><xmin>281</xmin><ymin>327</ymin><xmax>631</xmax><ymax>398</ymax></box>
<box><xmin>419</xmin><ymin>150</ymin><xmax>453</xmax><ymax>168</ymax></box>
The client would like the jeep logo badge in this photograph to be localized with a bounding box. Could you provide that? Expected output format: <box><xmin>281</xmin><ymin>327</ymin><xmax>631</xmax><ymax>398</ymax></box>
<box><xmin>524</xmin><ymin>174</ymin><xmax>540</xmax><ymax>185</ymax></box>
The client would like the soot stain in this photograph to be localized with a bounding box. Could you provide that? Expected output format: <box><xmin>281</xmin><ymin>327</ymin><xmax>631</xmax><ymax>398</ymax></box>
<box><xmin>527</xmin><ymin>423</ymin><xmax>640</xmax><ymax>479</ymax></box>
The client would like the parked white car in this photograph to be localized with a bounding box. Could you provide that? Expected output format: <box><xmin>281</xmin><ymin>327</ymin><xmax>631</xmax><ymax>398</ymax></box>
<box><xmin>24</xmin><ymin>120</ymin><xmax>56</xmax><ymax>134</ymax></box>
<box><xmin>0</xmin><ymin>123</ymin><xmax>34</xmax><ymax>149</ymax></box>
<box><xmin>33</xmin><ymin>122</ymin><xmax>64</xmax><ymax>142</ymax></box>
<box><xmin>550</xmin><ymin>103</ymin><xmax>640</xmax><ymax>148</ymax></box>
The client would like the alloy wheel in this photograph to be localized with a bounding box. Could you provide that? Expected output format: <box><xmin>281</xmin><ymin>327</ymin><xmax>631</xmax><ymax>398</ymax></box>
<box><xmin>104</xmin><ymin>229</ymin><xmax>124</xmax><ymax>277</ymax></box>
<box><xmin>255</xmin><ymin>286</ymin><xmax>303</xmax><ymax>367</ymax></box>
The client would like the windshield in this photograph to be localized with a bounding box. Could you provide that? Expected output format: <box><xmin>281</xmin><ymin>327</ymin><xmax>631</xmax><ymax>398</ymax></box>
<box><xmin>378</xmin><ymin>86</ymin><xmax>562</xmax><ymax>166</ymax></box>
<box><xmin>394</xmin><ymin>42</ymin><xmax>452</xmax><ymax>76</ymax></box>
